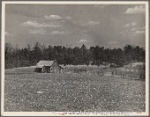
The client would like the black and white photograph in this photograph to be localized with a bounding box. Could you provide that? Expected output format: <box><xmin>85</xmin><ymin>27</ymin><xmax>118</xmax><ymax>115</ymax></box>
<box><xmin>1</xmin><ymin>1</ymin><xmax>149</xmax><ymax>116</ymax></box>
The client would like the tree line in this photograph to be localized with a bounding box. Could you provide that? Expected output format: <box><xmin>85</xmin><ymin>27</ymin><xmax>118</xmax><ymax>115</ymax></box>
<box><xmin>5</xmin><ymin>42</ymin><xmax>145</xmax><ymax>68</ymax></box>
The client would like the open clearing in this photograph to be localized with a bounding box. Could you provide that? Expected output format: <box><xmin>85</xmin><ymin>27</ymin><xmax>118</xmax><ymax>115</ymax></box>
<box><xmin>4</xmin><ymin>66</ymin><xmax>145</xmax><ymax>112</ymax></box>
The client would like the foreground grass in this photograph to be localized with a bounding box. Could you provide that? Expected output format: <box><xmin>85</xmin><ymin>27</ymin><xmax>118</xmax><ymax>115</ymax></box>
<box><xmin>5</xmin><ymin>67</ymin><xmax>145</xmax><ymax>112</ymax></box>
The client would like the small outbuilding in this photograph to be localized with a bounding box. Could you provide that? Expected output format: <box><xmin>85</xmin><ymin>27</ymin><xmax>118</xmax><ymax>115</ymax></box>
<box><xmin>35</xmin><ymin>60</ymin><xmax>63</xmax><ymax>73</ymax></box>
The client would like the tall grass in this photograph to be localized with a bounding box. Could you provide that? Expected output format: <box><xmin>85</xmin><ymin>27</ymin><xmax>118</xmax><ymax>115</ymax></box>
<box><xmin>63</xmin><ymin>65</ymin><xmax>145</xmax><ymax>80</ymax></box>
<box><xmin>5</xmin><ymin>64</ymin><xmax>145</xmax><ymax>80</ymax></box>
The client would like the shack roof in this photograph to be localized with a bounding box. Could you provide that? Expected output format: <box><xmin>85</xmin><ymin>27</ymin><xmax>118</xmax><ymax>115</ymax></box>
<box><xmin>36</xmin><ymin>60</ymin><xmax>54</xmax><ymax>67</ymax></box>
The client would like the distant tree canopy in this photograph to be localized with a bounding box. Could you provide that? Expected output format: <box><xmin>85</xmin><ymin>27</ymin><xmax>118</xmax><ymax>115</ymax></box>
<box><xmin>5</xmin><ymin>42</ymin><xmax>145</xmax><ymax>68</ymax></box>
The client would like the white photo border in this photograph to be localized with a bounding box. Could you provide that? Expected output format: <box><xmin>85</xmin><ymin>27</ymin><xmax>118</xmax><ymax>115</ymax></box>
<box><xmin>1</xmin><ymin>1</ymin><xmax>149</xmax><ymax>116</ymax></box>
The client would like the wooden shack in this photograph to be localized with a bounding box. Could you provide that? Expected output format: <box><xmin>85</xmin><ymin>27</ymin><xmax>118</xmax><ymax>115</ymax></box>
<box><xmin>35</xmin><ymin>60</ymin><xmax>63</xmax><ymax>73</ymax></box>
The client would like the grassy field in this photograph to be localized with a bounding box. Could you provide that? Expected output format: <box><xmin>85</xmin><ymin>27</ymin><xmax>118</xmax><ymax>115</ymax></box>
<box><xmin>4</xmin><ymin>66</ymin><xmax>145</xmax><ymax>112</ymax></box>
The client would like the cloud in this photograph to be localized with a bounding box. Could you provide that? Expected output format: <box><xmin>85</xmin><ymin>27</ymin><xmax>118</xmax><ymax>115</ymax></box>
<box><xmin>124</xmin><ymin>24</ymin><xmax>130</xmax><ymax>27</ymax></box>
<box><xmin>140</xmin><ymin>27</ymin><xmax>145</xmax><ymax>30</ymax></box>
<box><xmin>65</xmin><ymin>16</ymin><xmax>71</xmax><ymax>20</ymax></box>
<box><xmin>5</xmin><ymin>32</ymin><xmax>14</xmax><ymax>36</ymax></box>
<box><xmin>125</xmin><ymin>5</ymin><xmax>145</xmax><ymax>14</ymax></box>
<box><xmin>22</xmin><ymin>21</ymin><xmax>62</xmax><ymax>28</ymax></box>
<box><xmin>79</xmin><ymin>39</ymin><xmax>88</xmax><ymax>43</ymax></box>
<box><xmin>83</xmin><ymin>30</ymin><xmax>88</xmax><ymax>33</ymax></box>
<box><xmin>50</xmin><ymin>31</ymin><xmax>66</xmax><ymax>35</ymax></box>
<box><xmin>87</xmin><ymin>21</ymin><xmax>100</xmax><ymax>26</ymax></box>
<box><xmin>131</xmin><ymin>27</ymin><xmax>145</xmax><ymax>32</ymax></box>
<box><xmin>131</xmin><ymin>22</ymin><xmax>136</xmax><ymax>26</ymax></box>
<box><xmin>29</xmin><ymin>29</ymin><xmax>46</xmax><ymax>35</ymax></box>
<box><xmin>44</xmin><ymin>15</ymin><xmax>62</xmax><ymax>20</ymax></box>
<box><xmin>135</xmin><ymin>30</ymin><xmax>145</xmax><ymax>34</ymax></box>
<box><xmin>109</xmin><ymin>41</ymin><xmax>118</xmax><ymax>44</ymax></box>
<box><xmin>131</xmin><ymin>28</ymin><xmax>136</xmax><ymax>31</ymax></box>
<box><xmin>82</xmin><ymin>21</ymin><xmax>100</xmax><ymax>26</ymax></box>
<box><xmin>124</xmin><ymin>22</ymin><xmax>136</xmax><ymax>27</ymax></box>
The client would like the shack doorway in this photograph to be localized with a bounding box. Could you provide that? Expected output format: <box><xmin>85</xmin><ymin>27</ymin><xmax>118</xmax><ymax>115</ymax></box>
<box><xmin>35</xmin><ymin>68</ymin><xmax>42</xmax><ymax>73</ymax></box>
<box><xmin>45</xmin><ymin>66</ymin><xmax>50</xmax><ymax>73</ymax></box>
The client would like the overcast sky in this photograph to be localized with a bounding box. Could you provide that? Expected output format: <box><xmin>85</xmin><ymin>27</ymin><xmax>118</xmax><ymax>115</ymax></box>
<box><xmin>5</xmin><ymin>4</ymin><xmax>146</xmax><ymax>48</ymax></box>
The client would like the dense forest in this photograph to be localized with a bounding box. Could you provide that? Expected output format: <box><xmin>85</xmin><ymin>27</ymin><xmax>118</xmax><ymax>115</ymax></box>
<box><xmin>5</xmin><ymin>42</ymin><xmax>145</xmax><ymax>68</ymax></box>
